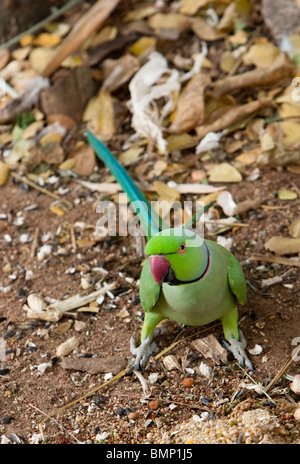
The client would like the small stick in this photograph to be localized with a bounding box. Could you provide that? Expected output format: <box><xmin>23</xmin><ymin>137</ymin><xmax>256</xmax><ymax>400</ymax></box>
<box><xmin>70</xmin><ymin>223</ymin><xmax>77</xmax><ymax>250</ymax></box>
<box><xmin>29</xmin><ymin>403</ymin><xmax>83</xmax><ymax>443</ymax></box>
<box><xmin>250</xmin><ymin>253</ymin><xmax>300</xmax><ymax>268</ymax></box>
<box><xmin>30</xmin><ymin>227</ymin><xmax>39</xmax><ymax>258</ymax></box>
<box><xmin>265</xmin><ymin>345</ymin><xmax>300</xmax><ymax>393</ymax></box>
<box><xmin>11</xmin><ymin>172</ymin><xmax>72</xmax><ymax>208</ymax></box>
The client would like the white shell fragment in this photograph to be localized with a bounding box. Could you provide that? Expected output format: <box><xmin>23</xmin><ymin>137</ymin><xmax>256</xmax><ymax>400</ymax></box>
<box><xmin>248</xmin><ymin>344</ymin><xmax>263</xmax><ymax>355</ymax></box>
<box><xmin>290</xmin><ymin>374</ymin><xmax>300</xmax><ymax>395</ymax></box>
<box><xmin>27</xmin><ymin>293</ymin><xmax>46</xmax><ymax>313</ymax></box>
<box><xmin>56</xmin><ymin>336</ymin><xmax>80</xmax><ymax>357</ymax></box>
<box><xmin>217</xmin><ymin>191</ymin><xmax>237</xmax><ymax>216</ymax></box>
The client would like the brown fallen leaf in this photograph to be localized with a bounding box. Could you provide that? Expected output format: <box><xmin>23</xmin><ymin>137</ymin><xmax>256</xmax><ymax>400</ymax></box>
<box><xmin>212</xmin><ymin>53</ymin><xmax>295</xmax><ymax>99</ymax></box>
<box><xmin>196</xmin><ymin>99</ymin><xmax>272</xmax><ymax>139</ymax></box>
<box><xmin>191</xmin><ymin>17</ymin><xmax>225</xmax><ymax>41</ymax></box>
<box><xmin>40</xmin><ymin>67</ymin><xmax>95</xmax><ymax>124</ymax></box>
<box><xmin>41</xmin><ymin>0</ymin><xmax>120</xmax><ymax>77</ymax></box>
<box><xmin>265</xmin><ymin>236</ymin><xmax>300</xmax><ymax>255</ymax></box>
<box><xmin>191</xmin><ymin>334</ymin><xmax>228</xmax><ymax>365</ymax></box>
<box><xmin>83</xmin><ymin>89</ymin><xmax>115</xmax><ymax>139</ymax></box>
<box><xmin>101</xmin><ymin>54</ymin><xmax>140</xmax><ymax>92</ymax></box>
<box><xmin>169</xmin><ymin>73</ymin><xmax>210</xmax><ymax>134</ymax></box>
<box><xmin>0</xmin><ymin>49</ymin><xmax>10</xmax><ymax>71</ymax></box>
<box><xmin>61</xmin><ymin>355</ymin><xmax>127</xmax><ymax>375</ymax></box>
<box><xmin>68</xmin><ymin>143</ymin><xmax>96</xmax><ymax>176</ymax></box>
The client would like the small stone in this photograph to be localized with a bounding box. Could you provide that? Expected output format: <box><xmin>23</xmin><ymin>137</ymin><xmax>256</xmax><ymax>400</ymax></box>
<box><xmin>0</xmin><ymin>416</ymin><xmax>14</xmax><ymax>425</ymax></box>
<box><xmin>294</xmin><ymin>407</ymin><xmax>300</xmax><ymax>422</ymax></box>
<box><xmin>56</xmin><ymin>336</ymin><xmax>80</xmax><ymax>357</ymax></box>
<box><xmin>128</xmin><ymin>412</ymin><xmax>139</xmax><ymax>421</ymax></box>
<box><xmin>148</xmin><ymin>400</ymin><xmax>160</xmax><ymax>410</ymax></box>
<box><xmin>290</xmin><ymin>375</ymin><xmax>300</xmax><ymax>395</ymax></box>
<box><xmin>182</xmin><ymin>377</ymin><xmax>194</xmax><ymax>387</ymax></box>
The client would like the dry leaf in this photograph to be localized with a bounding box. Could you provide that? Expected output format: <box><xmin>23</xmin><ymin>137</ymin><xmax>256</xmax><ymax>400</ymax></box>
<box><xmin>124</xmin><ymin>5</ymin><xmax>156</xmax><ymax>22</ymax></box>
<box><xmin>118</xmin><ymin>147</ymin><xmax>143</xmax><ymax>165</ymax></box>
<box><xmin>208</xmin><ymin>162</ymin><xmax>242</xmax><ymax>183</ymax></box>
<box><xmin>153</xmin><ymin>180</ymin><xmax>181</xmax><ymax>202</ymax></box>
<box><xmin>289</xmin><ymin>218</ymin><xmax>300</xmax><ymax>238</ymax></box>
<box><xmin>41</xmin><ymin>0</ymin><xmax>120</xmax><ymax>77</ymax></box>
<box><xmin>212</xmin><ymin>52</ymin><xmax>295</xmax><ymax>99</ymax></box>
<box><xmin>166</xmin><ymin>133</ymin><xmax>196</xmax><ymax>152</ymax></box>
<box><xmin>102</xmin><ymin>54</ymin><xmax>140</xmax><ymax>92</ymax></box>
<box><xmin>83</xmin><ymin>90</ymin><xmax>115</xmax><ymax>139</ymax></box>
<box><xmin>69</xmin><ymin>144</ymin><xmax>96</xmax><ymax>176</ymax></box>
<box><xmin>242</xmin><ymin>43</ymin><xmax>280</xmax><ymax>68</ymax></box>
<box><xmin>34</xmin><ymin>33</ymin><xmax>61</xmax><ymax>47</ymax></box>
<box><xmin>129</xmin><ymin>37</ymin><xmax>156</xmax><ymax>57</ymax></box>
<box><xmin>265</xmin><ymin>236</ymin><xmax>300</xmax><ymax>255</ymax></box>
<box><xmin>277</xmin><ymin>188</ymin><xmax>298</xmax><ymax>200</ymax></box>
<box><xmin>169</xmin><ymin>73</ymin><xmax>210</xmax><ymax>134</ymax></box>
<box><xmin>217</xmin><ymin>2</ymin><xmax>237</xmax><ymax>31</ymax></box>
<box><xmin>196</xmin><ymin>99</ymin><xmax>271</xmax><ymax>139</ymax></box>
<box><xmin>191</xmin><ymin>17</ymin><xmax>225</xmax><ymax>41</ymax></box>
<box><xmin>0</xmin><ymin>161</ymin><xmax>10</xmax><ymax>186</ymax></box>
<box><xmin>228</xmin><ymin>29</ymin><xmax>248</xmax><ymax>45</ymax></box>
<box><xmin>0</xmin><ymin>49</ymin><xmax>10</xmax><ymax>71</ymax></box>
<box><xmin>192</xmin><ymin>334</ymin><xmax>228</xmax><ymax>365</ymax></box>
<box><xmin>29</xmin><ymin>47</ymin><xmax>57</xmax><ymax>74</ymax></box>
<box><xmin>220</xmin><ymin>51</ymin><xmax>237</xmax><ymax>73</ymax></box>
<box><xmin>179</xmin><ymin>0</ymin><xmax>210</xmax><ymax>15</ymax></box>
<box><xmin>148</xmin><ymin>13</ymin><xmax>191</xmax><ymax>33</ymax></box>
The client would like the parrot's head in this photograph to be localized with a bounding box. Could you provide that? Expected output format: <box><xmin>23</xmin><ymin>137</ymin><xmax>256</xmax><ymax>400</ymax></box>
<box><xmin>145</xmin><ymin>228</ymin><xmax>210</xmax><ymax>285</ymax></box>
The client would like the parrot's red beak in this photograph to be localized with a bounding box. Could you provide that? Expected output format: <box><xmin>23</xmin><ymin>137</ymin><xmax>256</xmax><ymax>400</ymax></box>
<box><xmin>150</xmin><ymin>255</ymin><xmax>170</xmax><ymax>284</ymax></box>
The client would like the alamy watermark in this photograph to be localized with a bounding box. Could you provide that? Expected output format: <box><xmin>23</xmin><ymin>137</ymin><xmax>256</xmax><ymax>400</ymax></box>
<box><xmin>95</xmin><ymin>197</ymin><xmax>205</xmax><ymax>245</ymax></box>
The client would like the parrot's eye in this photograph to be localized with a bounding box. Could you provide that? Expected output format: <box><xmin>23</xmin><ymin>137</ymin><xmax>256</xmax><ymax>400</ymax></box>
<box><xmin>179</xmin><ymin>242</ymin><xmax>186</xmax><ymax>253</ymax></box>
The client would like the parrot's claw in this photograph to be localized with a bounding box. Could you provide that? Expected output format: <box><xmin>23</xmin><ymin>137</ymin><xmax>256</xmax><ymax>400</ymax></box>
<box><xmin>129</xmin><ymin>336</ymin><xmax>158</xmax><ymax>371</ymax></box>
<box><xmin>223</xmin><ymin>330</ymin><xmax>253</xmax><ymax>371</ymax></box>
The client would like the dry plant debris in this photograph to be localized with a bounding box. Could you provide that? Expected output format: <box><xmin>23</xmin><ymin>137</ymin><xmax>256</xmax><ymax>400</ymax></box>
<box><xmin>0</xmin><ymin>0</ymin><xmax>300</xmax><ymax>445</ymax></box>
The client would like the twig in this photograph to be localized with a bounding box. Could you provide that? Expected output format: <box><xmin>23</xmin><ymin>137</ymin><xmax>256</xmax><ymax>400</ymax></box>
<box><xmin>265</xmin><ymin>345</ymin><xmax>300</xmax><ymax>393</ymax></box>
<box><xmin>205</xmin><ymin>219</ymin><xmax>249</xmax><ymax>228</ymax></box>
<box><xmin>237</xmin><ymin>365</ymin><xmax>277</xmax><ymax>406</ymax></box>
<box><xmin>0</xmin><ymin>0</ymin><xmax>85</xmax><ymax>51</ymax></box>
<box><xmin>250</xmin><ymin>253</ymin><xmax>300</xmax><ymax>268</ymax></box>
<box><xmin>11</xmin><ymin>172</ymin><xmax>72</xmax><ymax>208</ymax></box>
<box><xmin>29</xmin><ymin>403</ymin><xmax>83</xmax><ymax>444</ymax></box>
<box><xmin>30</xmin><ymin>227</ymin><xmax>39</xmax><ymax>258</ymax></box>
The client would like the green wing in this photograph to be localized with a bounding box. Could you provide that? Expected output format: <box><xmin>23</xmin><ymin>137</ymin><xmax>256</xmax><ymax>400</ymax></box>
<box><xmin>227</xmin><ymin>253</ymin><xmax>247</xmax><ymax>305</ymax></box>
<box><xmin>139</xmin><ymin>258</ymin><xmax>161</xmax><ymax>312</ymax></box>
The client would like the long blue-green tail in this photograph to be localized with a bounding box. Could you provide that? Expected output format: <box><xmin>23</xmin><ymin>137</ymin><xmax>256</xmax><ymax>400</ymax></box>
<box><xmin>86</xmin><ymin>131</ymin><xmax>163</xmax><ymax>239</ymax></box>
<box><xmin>86</xmin><ymin>131</ymin><xmax>214</xmax><ymax>240</ymax></box>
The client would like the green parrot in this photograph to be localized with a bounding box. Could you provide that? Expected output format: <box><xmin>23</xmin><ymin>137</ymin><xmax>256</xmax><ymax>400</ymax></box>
<box><xmin>130</xmin><ymin>227</ymin><xmax>252</xmax><ymax>371</ymax></box>
<box><xmin>86</xmin><ymin>131</ymin><xmax>253</xmax><ymax>372</ymax></box>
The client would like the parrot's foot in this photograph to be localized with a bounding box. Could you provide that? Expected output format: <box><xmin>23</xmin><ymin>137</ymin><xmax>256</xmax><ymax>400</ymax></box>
<box><xmin>129</xmin><ymin>336</ymin><xmax>158</xmax><ymax>371</ymax></box>
<box><xmin>223</xmin><ymin>330</ymin><xmax>253</xmax><ymax>371</ymax></box>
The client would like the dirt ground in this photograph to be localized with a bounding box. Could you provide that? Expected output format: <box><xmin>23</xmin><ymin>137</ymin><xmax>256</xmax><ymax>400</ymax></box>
<box><xmin>0</xmin><ymin>0</ymin><xmax>300</xmax><ymax>446</ymax></box>
<box><xmin>0</xmin><ymin>165</ymin><xmax>299</xmax><ymax>444</ymax></box>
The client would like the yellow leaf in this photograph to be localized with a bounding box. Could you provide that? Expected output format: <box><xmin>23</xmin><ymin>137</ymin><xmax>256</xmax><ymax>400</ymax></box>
<box><xmin>280</xmin><ymin>121</ymin><xmax>300</xmax><ymax>146</ymax></box>
<box><xmin>242</xmin><ymin>43</ymin><xmax>280</xmax><ymax>68</ymax></box>
<box><xmin>148</xmin><ymin>13</ymin><xmax>191</xmax><ymax>31</ymax></box>
<box><xmin>0</xmin><ymin>161</ymin><xmax>10</xmax><ymax>186</ymax></box>
<box><xmin>20</xmin><ymin>34</ymin><xmax>35</xmax><ymax>47</ymax></box>
<box><xmin>228</xmin><ymin>29</ymin><xmax>248</xmax><ymax>45</ymax></box>
<box><xmin>83</xmin><ymin>91</ymin><xmax>115</xmax><ymax>139</ymax></box>
<box><xmin>220</xmin><ymin>51</ymin><xmax>237</xmax><ymax>73</ymax></box>
<box><xmin>49</xmin><ymin>205</ymin><xmax>65</xmax><ymax>216</ymax></box>
<box><xmin>129</xmin><ymin>37</ymin><xmax>156</xmax><ymax>57</ymax></box>
<box><xmin>124</xmin><ymin>6</ymin><xmax>156</xmax><ymax>22</ymax></box>
<box><xmin>166</xmin><ymin>133</ymin><xmax>196</xmax><ymax>153</ymax></box>
<box><xmin>179</xmin><ymin>0</ymin><xmax>210</xmax><ymax>15</ymax></box>
<box><xmin>34</xmin><ymin>33</ymin><xmax>61</xmax><ymax>47</ymax></box>
<box><xmin>118</xmin><ymin>147</ymin><xmax>143</xmax><ymax>165</ymax></box>
<box><xmin>153</xmin><ymin>180</ymin><xmax>181</xmax><ymax>202</ymax></box>
<box><xmin>277</xmin><ymin>188</ymin><xmax>298</xmax><ymax>200</ymax></box>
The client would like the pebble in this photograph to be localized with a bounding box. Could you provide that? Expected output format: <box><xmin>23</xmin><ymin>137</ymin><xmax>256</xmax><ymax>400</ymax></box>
<box><xmin>148</xmin><ymin>400</ymin><xmax>160</xmax><ymax>411</ymax></box>
<box><xmin>290</xmin><ymin>375</ymin><xmax>300</xmax><ymax>395</ymax></box>
<box><xmin>128</xmin><ymin>412</ymin><xmax>139</xmax><ymax>421</ymax></box>
<box><xmin>182</xmin><ymin>378</ymin><xmax>194</xmax><ymax>387</ymax></box>
<box><xmin>56</xmin><ymin>336</ymin><xmax>80</xmax><ymax>357</ymax></box>
<box><xmin>294</xmin><ymin>408</ymin><xmax>300</xmax><ymax>422</ymax></box>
